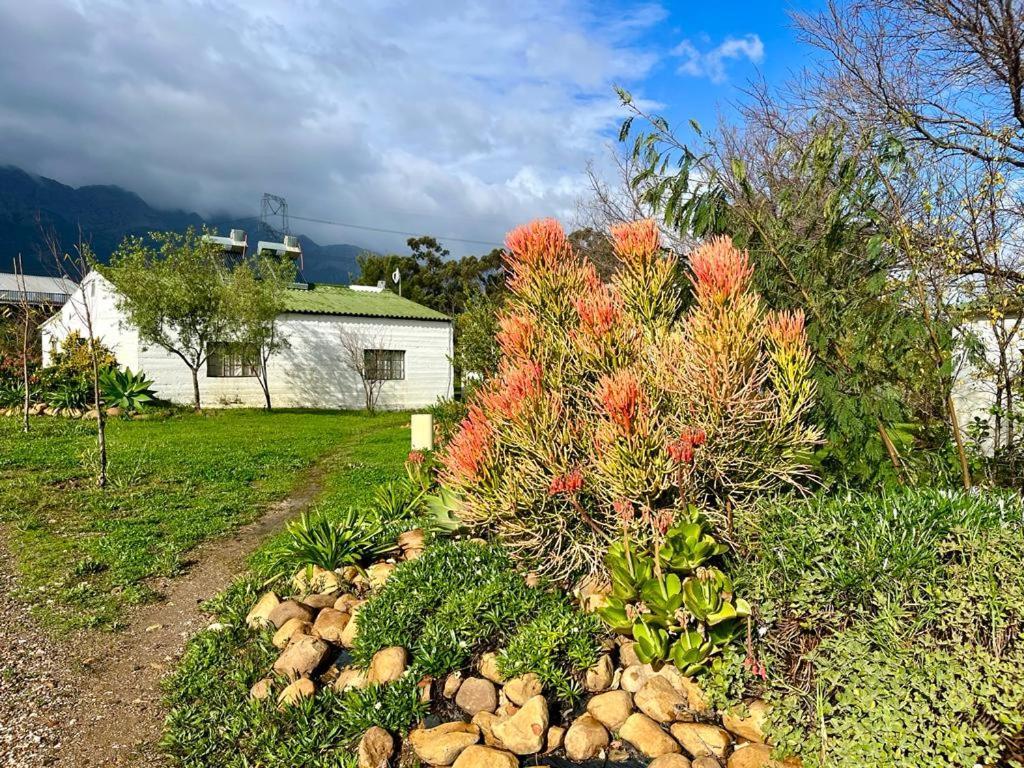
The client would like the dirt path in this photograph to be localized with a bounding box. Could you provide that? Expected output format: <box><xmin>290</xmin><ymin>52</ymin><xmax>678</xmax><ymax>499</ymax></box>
<box><xmin>0</xmin><ymin>461</ymin><xmax>329</xmax><ymax>768</ymax></box>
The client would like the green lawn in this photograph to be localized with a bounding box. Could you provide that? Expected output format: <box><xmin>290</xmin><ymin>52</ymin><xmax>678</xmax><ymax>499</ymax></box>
<box><xmin>0</xmin><ymin>409</ymin><xmax>409</xmax><ymax>631</ymax></box>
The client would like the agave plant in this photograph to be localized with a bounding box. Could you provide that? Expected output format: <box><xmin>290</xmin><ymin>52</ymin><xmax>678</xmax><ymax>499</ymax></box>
<box><xmin>0</xmin><ymin>380</ymin><xmax>27</xmax><ymax>409</ymax></box>
<box><xmin>99</xmin><ymin>367</ymin><xmax>155</xmax><ymax>412</ymax></box>
<box><xmin>45</xmin><ymin>377</ymin><xmax>91</xmax><ymax>413</ymax></box>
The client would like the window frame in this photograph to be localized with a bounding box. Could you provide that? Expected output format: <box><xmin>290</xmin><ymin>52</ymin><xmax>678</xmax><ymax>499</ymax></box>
<box><xmin>363</xmin><ymin>349</ymin><xmax>405</xmax><ymax>381</ymax></box>
<box><xmin>207</xmin><ymin>342</ymin><xmax>259</xmax><ymax>378</ymax></box>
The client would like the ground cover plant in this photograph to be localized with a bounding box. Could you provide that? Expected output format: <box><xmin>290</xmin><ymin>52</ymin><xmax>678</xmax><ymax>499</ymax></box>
<box><xmin>0</xmin><ymin>408</ymin><xmax>408</xmax><ymax>630</ymax></box>
<box><xmin>732</xmin><ymin>488</ymin><xmax>1024</xmax><ymax>768</ymax></box>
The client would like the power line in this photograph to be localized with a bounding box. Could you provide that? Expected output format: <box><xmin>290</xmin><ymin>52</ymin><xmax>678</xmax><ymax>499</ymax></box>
<box><xmin>287</xmin><ymin>213</ymin><xmax>504</xmax><ymax>248</ymax></box>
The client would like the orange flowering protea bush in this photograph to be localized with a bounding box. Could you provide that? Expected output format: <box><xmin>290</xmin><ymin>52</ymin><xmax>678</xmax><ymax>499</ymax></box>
<box><xmin>439</xmin><ymin>219</ymin><xmax>820</xmax><ymax>579</ymax></box>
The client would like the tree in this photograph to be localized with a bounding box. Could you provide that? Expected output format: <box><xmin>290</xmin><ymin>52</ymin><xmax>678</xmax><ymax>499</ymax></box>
<box><xmin>355</xmin><ymin>236</ymin><xmax>504</xmax><ymax>316</ymax></box>
<box><xmin>105</xmin><ymin>228</ymin><xmax>231</xmax><ymax>410</ymax></box>
<box><xmin>453</xmin><ymin>293</ymin><xmax>501</xmax><ymax>382</ymax></box>
<box><xmin>223</xmin><ymin>255</ymin><xmax>295</xmax><ymax>410</ymax></box>
<box><xmin>338</xmin><ymin>327</ymin><xmax>390</xmax><ymax>413</ymax></box>
<box><xmin>615</xmin><ymin>95</ymin><xmax>957</xmax><ymax>486</ymax></box>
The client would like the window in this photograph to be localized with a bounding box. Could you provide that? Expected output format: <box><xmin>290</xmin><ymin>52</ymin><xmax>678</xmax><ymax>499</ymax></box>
<box><xmin>364</xmin><ymin>349</ymin><xmax>405</xmax><ymax>380</ymax></box>
<box><xmin>207</xmin><ymin>343</ymin><xmax>258</xmax><ymax>378</ymax></box>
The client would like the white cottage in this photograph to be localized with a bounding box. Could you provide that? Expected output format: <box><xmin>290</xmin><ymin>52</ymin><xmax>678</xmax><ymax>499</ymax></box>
<box><xmin>41</xmin><ymin>271</ymin><xmax>453</xmax><ymax>410</ymax></box>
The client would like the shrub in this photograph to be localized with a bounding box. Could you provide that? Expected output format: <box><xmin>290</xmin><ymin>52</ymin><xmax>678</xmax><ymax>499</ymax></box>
<box><xmin>99</xmin><ymin>367</ymin><xmax>155</xmax><ymax>412</ymax></box>
<box><xmin>44</xmin><ymin>377</ymin><xmax>91</xmax><ymax>411</ymax></box>
<box><xmin>426</xmin><ymin>396</ymin><xmax>469</xmax><ymax>448</ymax></box>
<box><xmin>352</xmin><ymin>539</ymin><xmax>602</xmax><ymax>701</ymax></box>
<box><xmin>43</xmin><ymin>330</ymin><xmax>116</xmax><ymax>380</ymax></box>
<box><xmin>733</xmin><ymin>488</ymin><xmax>1024</xmax><ymax>768</ymax></box>
<box><xmin>438</xmin><ymin>220</ymin><xmax>819</xmax><ymax>579</ymax></box>
<box><xmin>267</xmin><ymin>508</ymin><xmax>389</xmax><ymax>575</ymax></box>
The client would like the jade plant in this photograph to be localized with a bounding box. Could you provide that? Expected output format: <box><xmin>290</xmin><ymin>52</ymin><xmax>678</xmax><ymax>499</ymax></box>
<box><xmin>598</xmin><ymin>506</ymin><xmax>750</xmax><ymax>675</ymax></box>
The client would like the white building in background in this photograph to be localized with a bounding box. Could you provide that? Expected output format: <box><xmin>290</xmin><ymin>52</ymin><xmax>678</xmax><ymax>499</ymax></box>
<box><xmin>40</xmin><ymin>234</ymin><xmax>453</xmax><ymax>410</ymax></box>
<box><xmin>953</xmin><ymin>313</ymin><xmax>1024</xmax><ymax>454</ymax></box>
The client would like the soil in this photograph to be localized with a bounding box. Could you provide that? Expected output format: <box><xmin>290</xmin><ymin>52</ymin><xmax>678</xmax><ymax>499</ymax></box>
<box><xmin>0</xmin><ymin>463</ymin><xmax>329</xmax><ymax>768</ymax></box>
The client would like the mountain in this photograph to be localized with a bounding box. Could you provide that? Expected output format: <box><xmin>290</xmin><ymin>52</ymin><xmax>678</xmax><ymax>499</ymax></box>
<box><xmin>0</xmin><ymin>166</ymin><xmax>371</xmax><ymax>283</ymax></box>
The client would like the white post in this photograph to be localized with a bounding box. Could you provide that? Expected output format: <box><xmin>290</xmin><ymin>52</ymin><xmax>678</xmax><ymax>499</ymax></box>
<box><xmin>411</xmin><ymin>413</ymin><xmax>434</xmax><ymax>451</ymax></box>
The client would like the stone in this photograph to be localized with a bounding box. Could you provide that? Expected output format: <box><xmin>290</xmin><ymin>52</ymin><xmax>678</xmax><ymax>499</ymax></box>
<box><xmin>727</xmin><ymin>744</ymin><xmax>801</xmax><ymax>768</ymax></box>
<box><xmin>267</xmin><ymin>599</ymin><xmax>316</xmax><ymax>630</ymax></box>
<box><xmin>563</xmin><ymin>714</ymin><xmax>609</xmax><ymax>761</ymax></box>
<box><xmin>452</xmin><ymin>744</ymin><xmax>519</xmax><ymax>768</ymax></box>
<box><xmin>722</xmin><ymin>700</ymin><xmax>769</xmax><ymax>745</ymax></box>
<box><xmin>339</xmin><ymin>565</ymin><xmax>361</xmax><ymax>583</ymax></box>
<box><xmin>692</xmin><ymin>759</ymin><xmax>724</xmax><ymax>768</ymax></box>
<box><xmin>650</xmin><ymin>756</ymin><xmax>693</xmax><ymax>768</ymax></box>
<box><xmin>408</xmin><ymin>721</ymin><xmax>480</xmax><ymax>766</ymax></box>
<box><xmin>619</xmin><ymin>640</ymin><xmax>641</xmax><ymax>668</ymax></box>
<box><xmin>367</xmin><ymin>646</ymin><xmax>407</xmax><ymax>684</ymax></box>
<box><xmin>492</xmin><ymin>694</ymin><xmax>548</xmax><ymax>754</ymax></box>
<box><xmin>339</xmin><ymin>603</ymin><xmax>363</xmax><ymax>648</ymax></box>
<box><xmin>620</xmin><ymin>663</ymin><xmax>655</xmax><ymax>693</ymax></box>
<box><xmin>398</xmin><ymin>528</ymin><xmax>425</xmax><ymax>552</ymax></box>
<box><xmin>106</xmin><ymin>406</ymin><xmax>122</xmax><ymax>417</ymax></box>
<box><xmin>585</xmin><ymin>654</ymin><xmax>615</xmax><ymax>692</ymax></box>
<box><xmin>503</xmin><ymin>673</ymin><xmax>543</xmax><ymax>705</ymax></box>
<box><xmin>246</xmin><ymin>592</ymin><xmax>280</xmax><ymax>628</ymax></box>
<box><xmin>456</xmin><ymin>677</ymin><xmax>498</xmax><ymax>716</ymax></box>
<box><xmin>357</xmin><ymin>726</ymin><xmax>394</xmax><ymax>768</ymax></box>
<box><xmin>333</xmin><ymin>667</ymin><xmax>368</xmax><ymax>692</ymax></box>
<box><xmin>272</xmin><ymin>618</ymin><xmax>312</xmax><ymax>649</ymax></box>
<box><xmin>472</xmin><ymin>711</ymin><xmax>504</xmax><ymax>747</ymax></box>
<box><xmin>478</xmin><ymin>652</ymin><xmax>506</xmax><ymax>683</ymax></box>
<box><xmin>276</xmin><ymin>677</ymin><xmax>315</xmax><ymax>706</ymax></box>
<box><xmin>544</xmin><ymin>725</ymin><xmax>566</xmax><ymax>754</ymax></box>
<box><xmin>333</xmin><ymin>593</ymin><xmax>361</xmax><ymax>613</ymax></box>
<box><xmin>302</xmin><ymin>593</ymin><xmax>338</xmax><ymax>609</ymax></box>
<box><xmin>417</xmin><ymin>675</ymin><xmax>433</xmax><ymax>703</ymax></box>
<box><xmin>249</xmin><ymin>678</ymin><xmax>273</xmax><ymax>701</ymax></box>
<box><xmin>273</xmin><ymin>635</ymin><xmax>330</xmax><ymax>680</ymax></box>
<box><xmin>619</xmin><ymin>713</ymin><xmax>681</xmax><ymax>758</ymax></box>
<box><xmin>586</xmin><ymin>689</ymin><xmax>634</xmax><ymax>732</ymax></box>
<box><xmin>311</xmin><ymin>608</ymin><xmax>351</xmax><ymax>644</ymax></box>
<box><xmin>675</xmin><ymin>675</ymin><xmax>711</xmax><ymax>714</ymax></box>
<box><xmin>635</xmin><ymin>676</ymin><xmax>687</xmax><ymax>723</ymax></box>
<box><xmin>292</xmin><ymin>565</ymin><xmax>341</xmax><ymax>594</ymax></box>
<box><xmin>443</xmin><ymin>672</ymin><xmax>464</xmax><ymax>698</ymax></box>
<box><xmin>670</xmin><ymin>723</ymin><xmax>731</xmax><ymax>759</ymax></box>
<box><xmin>366</xmin><ymin>562</ymin><xmax>396</xmax><ymax>588</ymax></box>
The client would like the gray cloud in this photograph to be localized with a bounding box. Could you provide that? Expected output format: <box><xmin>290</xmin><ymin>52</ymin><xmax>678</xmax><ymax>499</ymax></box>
<box><xmin>0</xmin><ymin>0</ymin><xmax>663</xmax><ymax>254</ymax></box>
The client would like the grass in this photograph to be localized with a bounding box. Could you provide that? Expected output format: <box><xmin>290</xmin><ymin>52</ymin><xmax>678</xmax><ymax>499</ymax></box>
<box><xmin>0</xmin><ymin>409</ymin><xmax>410</xmax><ymax>631</ymax></box>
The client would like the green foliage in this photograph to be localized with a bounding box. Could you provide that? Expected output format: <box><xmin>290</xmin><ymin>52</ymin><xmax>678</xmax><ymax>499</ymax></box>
<box><xmin>44</xmin><ymin>376</ymin><xmax>91</xmax><ymax>411</ymax></box>
<box><xmin>426</xmin><ymin>396</ymin><xmax>468</xmax><ymax>448</ymax></box>
<box><xmin>99</xmin><ymin>367</ymin><xmax>155</xmax><ymax>412</ymax></box>
<box><xmin>0</xmin><ymin>379</ymin><xmax>26</xmax><ymax>408</ymax></box>
<box><xmin>354</xmin><ymin>236</ymin><xmax>504</xmax><ymax>317</ymax></box>
<box><xmin>733</xmin><ymin>488</ymin><xmax>1024</xmax><ymax>767</ymax></box>
<box><xmin>267</xmin><ymin>508</ymin><xmax>388</xmax><ymax>574</ymax></box>
<box><xmin>453</xmin><ymin>293</ymin><xmax>501</xmax><ymax>379</ymax></box>
<box><xmin>598</xmin><ymin>508</ymin><xmax>748</xmax><ymax>675</ymax></box>
<box><xmin>353</xmin><ymin>540</ymin><xmax>602</xmax><ymax>701</ymax></box>
<box><xmin>44</xmin><ymin>329</ymin><xmax>117</xmax><ymax>380</ymax></box>
<box><xmin>617</xmin><ymin>104</ymin><xmax>953</xmax><ymax>486</ymax></box>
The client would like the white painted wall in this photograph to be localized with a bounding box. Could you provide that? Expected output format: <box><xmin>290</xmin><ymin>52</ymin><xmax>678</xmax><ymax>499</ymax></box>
<box><xmin>42</xmin><ymin>272</ymin><xmax>454</xmax><ymax>410</ymax></box>
<box><xmin>953</xmin><ymin>316</ymin><xmax>1024</xmax><ymax>453</ymax></box>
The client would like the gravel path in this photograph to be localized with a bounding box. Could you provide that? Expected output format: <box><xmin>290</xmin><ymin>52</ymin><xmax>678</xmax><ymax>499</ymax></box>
<box><xmin>0</xmin><ymin>461</ymin><xmax>328</xmax><ymax>768</ymax></box>
<box><xmin>0</xmin><ymin>554</ymin><xmax>77</xmax><ymax>768</ymax></box>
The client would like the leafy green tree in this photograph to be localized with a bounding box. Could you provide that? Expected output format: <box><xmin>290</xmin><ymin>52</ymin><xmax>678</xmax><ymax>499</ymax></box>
<box><xmin>617</xmin><ymin>101</ymin><xmax>950</xmax><ymax>485</ymax></box>
<box><xmin>105</xmin><ymin>227</ymin><xmax>231</xmax><ymax>410</ymax></box>
<box><xmin>454</xmin><ymin>293</ymin><xmax>501</xmax><ymax>381</ymax></box>
<box><xmin>355</xmin><ymin>236</ymin><xmax>503</xmax><ymax>316</ymax></box>
<box><xmin>223</xmin><ymin>255</ymin><xmax>295</xmax><ymax>410</ymax></box>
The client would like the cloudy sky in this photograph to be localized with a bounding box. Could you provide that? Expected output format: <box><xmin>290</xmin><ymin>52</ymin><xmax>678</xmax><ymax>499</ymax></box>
<box><xmin>0</xmin><ymin>0</ymin><xmax>820</xmax><ymax>255</ymax></box>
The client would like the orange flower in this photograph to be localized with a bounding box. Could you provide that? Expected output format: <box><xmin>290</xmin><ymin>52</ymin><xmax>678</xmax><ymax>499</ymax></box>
<box><xmin>688</xmin><ymin>236</ymin><xmax>754</xmax><ymax>302</ymax></box>
<box><xmin>548</xmin><ymin>468</ymin><xmax>584</xmax><ymax>496</ymax></box>
<box><xmin>613</xmin><ymin>498</ymin><xmax>635</xmax><ymax>524</ymax></box>
<box><xmin>441</xmin><ymin>405</ymin><xmax>493</xmax><ymax>484</ymax></box>
<box><xmin>496</xmin><ymin>312</ymin><xmax>538</xmax><ymax>359</ymax></box>
<box><xmin>505</xmin><ymin>218</ymin><xmax>570</xmax><ymax>273</ymax></box>
<box><xmin>766</xmin><ymin>309</ymin><xmax>807</xmax><ymax>347</ymax></box>
<box><xmin>478</xmin><ymin>361</ymin><xmax>542</xmax><ymax>419</ymax></box>
<box><xmin>575</xmin><ymin>284</ymin><xmax>622</xmax><ymax>339</ymax></box>
<box><xmin>610</xmin><ymin>219</ymin><xmax>660</xmax><ymax>265</ymax></box>
<box><xmin>407</xmin><ymin>450</ymin><xmax>425</xmax><ymax>465</ymax></box>
<box><xmin>596</xmin><ymin>369</ymin><xmax>645</xmax><ymax>435</ymax></box>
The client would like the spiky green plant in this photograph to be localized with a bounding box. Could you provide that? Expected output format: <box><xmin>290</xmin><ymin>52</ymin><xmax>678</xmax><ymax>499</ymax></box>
<box><xmin>100</xmin><ymin>367</ymin><xmax>155</xmax><ymax>412</ymax></box>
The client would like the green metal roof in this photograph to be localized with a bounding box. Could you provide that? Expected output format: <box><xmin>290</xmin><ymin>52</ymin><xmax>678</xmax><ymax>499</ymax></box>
<box><xmin>282</xmin><ymin>283</ymin><xmax>450</xmax><ymax>321</ymax></box>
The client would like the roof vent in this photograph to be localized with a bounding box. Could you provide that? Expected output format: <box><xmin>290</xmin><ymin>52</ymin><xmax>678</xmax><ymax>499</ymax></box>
<box><xmin>283</xmin><ymin>235</ymin><xmax>299</xmax><ymax>249</ymax></box>
<box><xmin>377</xmin><ymin>280</ymin><xmax>386</xmax><ymax>290</ymax></box>
<box><xmin>230</xmin><ymin>229</ymin><xmax>246</xmax><ymax>242</ymax></box>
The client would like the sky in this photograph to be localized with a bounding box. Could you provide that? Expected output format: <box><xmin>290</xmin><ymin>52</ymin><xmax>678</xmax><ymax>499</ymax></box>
<box><xmin>0</xmin><ymin>0</ymin><xmax>825</xmax><ymax>256</ymax></box>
